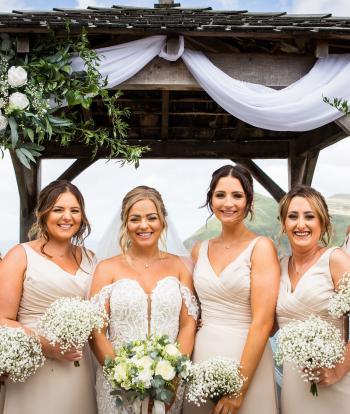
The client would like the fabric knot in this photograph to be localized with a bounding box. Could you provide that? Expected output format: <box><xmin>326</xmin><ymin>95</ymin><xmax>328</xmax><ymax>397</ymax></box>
<box><xmin>158</xmin><ymin>35</ymin><xmax>184</xmax><ymax>61</ymax></box>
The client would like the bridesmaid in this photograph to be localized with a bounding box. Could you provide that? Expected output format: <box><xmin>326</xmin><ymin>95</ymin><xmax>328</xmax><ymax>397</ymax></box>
<box><xmin>183</xmin><ymin>165</ymin><xmax>280</xmax><ymax>414</ymax></box>
<box><xmin>276</xmin><ymin>185</ymin><xmax>350</xmax><ymax>414</ymax></box>
<box><xmin>0</xmin><ymin>180</ymin><xmax>97</xmax><ymax>414</ymax></box>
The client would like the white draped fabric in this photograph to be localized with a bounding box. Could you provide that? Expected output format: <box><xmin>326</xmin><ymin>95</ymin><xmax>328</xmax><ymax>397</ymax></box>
<box><xmin>70</xmin><ymin>35</ymin><xmax>350</xmax><ymax>132</ymax></box>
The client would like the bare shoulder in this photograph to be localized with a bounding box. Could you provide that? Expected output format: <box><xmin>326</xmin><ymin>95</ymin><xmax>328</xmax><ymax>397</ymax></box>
<box><xmin>1</xmin><ymin>244</ymin><xmax>27</xmax><ymax>264</ymax></box>
<box><xmin>330</xmin><ymin>247</ymin><xmax>350</xmax><ymax>271</ymax></box>
<box><xmin>253</xmin><ymin>236</ymin><xmax>277</xmax><ymax>252</ymax></box>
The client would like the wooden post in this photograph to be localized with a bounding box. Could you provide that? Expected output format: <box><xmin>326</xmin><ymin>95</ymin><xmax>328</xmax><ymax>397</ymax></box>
<box><xmin>161</xmin><ymin>91</ymin><xmax>169</xmax><ymax>140</ymax></box>
<box><xmin>10</xmin><ymin>151</ymin><xmax>41</xmax><ymax>242</ymax></box>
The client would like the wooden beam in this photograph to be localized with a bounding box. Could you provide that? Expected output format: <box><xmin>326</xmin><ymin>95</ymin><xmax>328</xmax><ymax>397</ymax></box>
<box><xmin>315</xmin><ymin>40</ymin><xmax>329</xmax><ymax>58</ymax></box>
<box><xmin>335</xmin><ymin>115</ymin><xmax>350</xmax><ymax>135</ymax></box>
<box><xmin>232</xmin><ymin>158</ymin><xmax>285</xmax><ymax>202</ymax></box>
<box><xmin>161</xmin><ymin>90</ymin><xmax>169</xmax><ymax>140</ymax></box>
<box><xmin>295</xmin><ymin>122</ymin><xmax>346</xmax><ymax>155</ymax></box>
<box><xmin>42</xmin><ymin>139</ymin><xmax>290</xmax><ymax>159</ymax></box>
<box><xmin>16</xmin><ymin>35</ymin><xmax>30</xmax><ymax>53</ymax></box>
<box><xmin>10</xmin><ymin>151</ymin><xmax>41</xmax><ymax>242</ymax></box>
<box><xmin>57</xmin><ymin>159</ymin><xmax>97</xmax><ymax>181</ymax></box>
<box><xmin>302</xmin><ymin>150</ymin><xmax>319</xmax><ymax>186</ymax></box>
<box><xmin>119</xmin><ymin>54</ymin><xmax>315</xmax><ymax>90</ymax></box>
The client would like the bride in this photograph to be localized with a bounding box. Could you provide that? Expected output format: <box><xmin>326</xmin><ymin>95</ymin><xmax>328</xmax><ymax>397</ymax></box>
<box><xmin>89</xmin><ymin>186</ymin><xmax>198</xmax><ymax>414</ymax></box>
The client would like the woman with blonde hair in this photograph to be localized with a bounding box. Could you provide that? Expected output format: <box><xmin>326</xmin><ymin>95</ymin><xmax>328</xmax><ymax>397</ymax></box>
<box><xmin>0</xmin><ymin>180</ymin><xmax>97</xmax><ymax>414</ymax></box>
<box><xmin>89</xmin><ymin>185</ymin><xmax>198</xmax><ymax>414</ymax></box>
<box><xmin>276</xmin><ymin>185</ymin><xmax>350</xmax><ymax>414</ymax></box>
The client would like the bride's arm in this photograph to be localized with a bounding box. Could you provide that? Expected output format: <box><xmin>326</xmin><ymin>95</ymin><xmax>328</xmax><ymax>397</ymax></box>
<box><xmin>89</xmin><ymin>260</ymin><xmax>115</xmax><ymax>366</ymax></box>
<box><xmin>176</xmin><ymin>259</ymin><xmax>197</xmax><ymax>356</ymax></box>
<box><xmin>214</xmin><ymin>237</ymin><xmax>280</xmax><ymax>414</ymax></box>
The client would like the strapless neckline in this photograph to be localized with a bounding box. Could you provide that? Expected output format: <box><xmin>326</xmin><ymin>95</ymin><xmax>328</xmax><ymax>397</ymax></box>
<box><xmin>105</xmin><ymin>275</ymin><xmax>179</xmax><ymax>296</ymax></box>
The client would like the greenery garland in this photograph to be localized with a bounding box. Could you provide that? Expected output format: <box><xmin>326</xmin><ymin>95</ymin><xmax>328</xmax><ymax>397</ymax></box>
<box><xmin>0</xmin><ymin>28</ymin><xmax>146</xmax><ymax>168</ymax></box>
<box><xmin>323</xmin><ymin>96</ymin><xmax>350</xmax><ymax>116</ymax></box>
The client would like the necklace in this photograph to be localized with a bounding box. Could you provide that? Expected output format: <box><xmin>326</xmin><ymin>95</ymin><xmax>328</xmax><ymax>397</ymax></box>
<box><xmin>127</xmin><ymin>252</ymin><xmax>163</xmax><ymax>269</ymax></box>
<box><xmin>290</xmin><ymin>248</ymin><xmax>323</xmax><ymax>276</ymax></box>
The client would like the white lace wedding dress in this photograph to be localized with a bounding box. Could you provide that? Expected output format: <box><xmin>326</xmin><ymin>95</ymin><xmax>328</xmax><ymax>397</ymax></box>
<box><xmin>93</xmin><ymin>276</ymin><xmax>198</xmax><ymax>414</ymax></box>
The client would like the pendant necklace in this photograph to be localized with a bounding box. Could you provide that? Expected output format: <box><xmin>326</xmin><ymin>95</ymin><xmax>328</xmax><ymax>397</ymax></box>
<box><xmin>127</xmin><ymin>252</ymin><xmax>163</xmax><ymax>269</ymax></box>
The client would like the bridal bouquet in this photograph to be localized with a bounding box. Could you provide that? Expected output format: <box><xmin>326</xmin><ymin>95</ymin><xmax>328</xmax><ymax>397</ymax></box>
<box><xmin>104</xmin><ymin>335</ymin><xmax>190</xmax><ymax>413</ymax></box>
<box><xmin>38</xmin><ymin>297</ymin><xmax>107</xmax><ymax>367</ymax></box>
<box><xmin>275</xmin><ymin>315</ymin><xmax>345</xmax><ymax>396</ymax></box>
<box><xmin>329</xmin><ymin>272</ymin><xmax>350</xmax><ymax>318</ymax></box>
<box><xmin>183</xmin><ymin>357</ymin><xmax>246</xmax><ymax>406</ymax></box>
<box><xmin>0</xmin><ymin>326</ymin><xmax>45</xmax><ymax>383</ymax></box>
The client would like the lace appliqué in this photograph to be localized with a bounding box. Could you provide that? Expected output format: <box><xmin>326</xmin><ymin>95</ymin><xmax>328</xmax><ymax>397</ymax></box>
<box><xmin>180</xmin><ymin>285</ymin><xmax>199</xmax><ymax>321</ymax></box>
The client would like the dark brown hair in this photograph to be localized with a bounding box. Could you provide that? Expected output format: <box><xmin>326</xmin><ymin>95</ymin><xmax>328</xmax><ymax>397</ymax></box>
<box><xmin>278</xmin><ymin>185</ymin><xmax>332</xmax><ymax>246</ymax></box>
<box><xmin>29</xmin><ymin>180</ymin><xmax>91</xmax><ymax>258</ymax></box>
<box><xmin>204</xmin><ymin>164</ymin><xmax>254</xmax><ymax>219</ymax></box>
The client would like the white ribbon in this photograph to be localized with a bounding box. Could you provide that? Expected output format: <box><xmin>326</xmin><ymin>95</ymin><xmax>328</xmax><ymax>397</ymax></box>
<box><xmin>152</xmin><ymin>400</ymin><xmax>166</xmax><ymax>414</ymax></box>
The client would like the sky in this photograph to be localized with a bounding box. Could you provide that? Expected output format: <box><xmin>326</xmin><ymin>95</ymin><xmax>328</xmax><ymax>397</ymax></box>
<box><xmin>1</xmin><ymin>0</ymin><xmax>350</xmax><ymax>254</ymax></box>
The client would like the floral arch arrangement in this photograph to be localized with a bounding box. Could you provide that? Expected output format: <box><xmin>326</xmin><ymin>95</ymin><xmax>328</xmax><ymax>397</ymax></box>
<box><xmin>0</xmin><ymin>28</ymin><xmax>145</xmax><ymax>168</ymax></box>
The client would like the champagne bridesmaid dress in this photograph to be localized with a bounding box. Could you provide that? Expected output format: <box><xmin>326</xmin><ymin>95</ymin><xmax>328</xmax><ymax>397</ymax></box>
<box><xmin>183</xmin><ymin>238</ymin><xmax>278</xmax><ymax>414</ymax></box>
<box><xmin>276</xmin><ymin>248</ymin><xmax>350</xmax><ymax>414</ymax></box>
<box><xmin>3</xmin><ymin>243</ymin><xmax>97</xmax><ymax>414</ymax></box>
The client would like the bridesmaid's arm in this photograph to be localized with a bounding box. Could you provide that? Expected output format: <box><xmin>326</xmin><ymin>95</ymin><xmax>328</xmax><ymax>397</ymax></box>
<box><xmin>214</xmin><ymin>237</ymin><xmax>280</xmax><ymax>414</ymax></box>
<box><xmin>88</xmin><ymin>260</ymin><xmax>115</xmax><ymax>366</ymax></box>
<box><xmin>0</xmin><ymin>245</ymin><xmax>84</xmax><ymax>363</ymax></box>
<box><xmin>316</xmin><ymin>249</ymin><xmax>350</xmax><ymax>386</ymax></box>
<box><xmin>176</xmin><ymin>259</ymin><xmax>197</xmax><ymax>356</ymax></box>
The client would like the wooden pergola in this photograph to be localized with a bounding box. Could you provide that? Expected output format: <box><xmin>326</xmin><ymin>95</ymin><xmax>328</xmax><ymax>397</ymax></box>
<box><xmin>2</xmin><ymin>0</ymin><xmax>350</xmax><ymax>240</ymax></box>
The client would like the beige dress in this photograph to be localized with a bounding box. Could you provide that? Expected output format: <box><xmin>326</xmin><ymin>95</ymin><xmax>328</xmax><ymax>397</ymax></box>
<box><xmin>3</xmin><ymin>243</ymin><xmax>97</xmax><ymax>414</ymax></box>
<box><xmin>183</xmin><ymin>238</ymin><xmax>278</xmax><ymax>414</ymax></box>
<box><xmin>276</xmin><ymin>248</ymin><xmax>350</xmax><ymax>414</ymax></box>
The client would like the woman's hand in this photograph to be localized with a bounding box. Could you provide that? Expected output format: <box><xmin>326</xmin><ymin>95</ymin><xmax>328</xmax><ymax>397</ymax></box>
<box><xmin>310</xmin><ymin>364</ymin><xmax>348</xmax><ymax>387</ymax></box>
<box><xmin>47</xmin><ymin>343</ymin><xmax>83</xmax><ymax>363</ymax></box>
<box><xmin>212</xmin><ymin>394</ymin><xmax>244</xmax><ymax>414</ymax></box>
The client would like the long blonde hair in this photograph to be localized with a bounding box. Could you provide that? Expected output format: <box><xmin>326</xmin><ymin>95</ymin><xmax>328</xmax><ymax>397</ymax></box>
<box><xmin>119</xmin><ymin>186</ymin><xmax>168</xmax><ymax>254</ymax></box>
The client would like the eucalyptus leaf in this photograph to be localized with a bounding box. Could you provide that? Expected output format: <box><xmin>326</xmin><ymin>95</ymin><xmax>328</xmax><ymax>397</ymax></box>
<box><xmin>15</xmin><ymin>148</ymin><xmax>31</xmax><ymax>169</ymax></box>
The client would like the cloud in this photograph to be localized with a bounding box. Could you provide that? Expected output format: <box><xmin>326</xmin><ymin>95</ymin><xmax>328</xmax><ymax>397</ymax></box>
<box><xmin>291</xmin><ymin>0</ymin><xmax>350</xmax><ymax>16</ymax></box>
<box><xmin>215</xmin><ymin>0</ymin><xmax>241</xmax><ymax>10</ymax></box>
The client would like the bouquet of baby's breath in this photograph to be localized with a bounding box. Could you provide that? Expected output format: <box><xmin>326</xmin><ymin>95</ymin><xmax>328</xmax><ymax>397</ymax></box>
<box><xmin>104</xmin><ymin>334</ymin><xmax>189</xmax><ymax>413</ymax></box>
<box><xmin>38</xmin><ymin>297</ymin><xmax>108</xmax><ymax>367</ymax></box>
<box><xmin>0</xmin><ymin>326</ymin><xmax>45</xmax><ymax>383</ymax></box>
<box><xmin>329</xmin><ymin>272</ymin><xmax>350</xmax><ymax>318</ymax></box>
<box><xmin>182</xmin><ymin>357</ymin><xmax>246</xmax><ymax>407</ymax></box>
<box><xmin>275</xmin><ymin>315</ymin><xmax>345</xmax><ymax>396</ymax></box>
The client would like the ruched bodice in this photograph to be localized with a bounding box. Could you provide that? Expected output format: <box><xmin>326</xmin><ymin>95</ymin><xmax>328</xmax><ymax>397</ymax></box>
<box><xmin>277</xmin><ymin>247</ymin><xmax>342</xmax><ymax>332</ymax></box>
<box><xmin>194</xmin><ymin>239</ymin><xmax>254</xmax><ymax>331</ymax></box>
<box><xmin>183</xmin><ymin>237</ymin><xmax>278</xmax><ymax>414</ymax></box>
<box><xmin>95</xmin><ymin>276</ymin><xmax>197</xmax><ymax>414</ymax></box>
<box><xmin>18</xmin><ymin>244</ymin><xmax>92</xmax><ymax>330</ymax></box>
<box><xmin>3</xmin><ymin>243</ymin><xmax>97</xmax><ymax>414</ymax></box>
<box><xmin>276</xmin><ymin>247</ymin><xmax>350</xmax><ymax>414</ymax></box>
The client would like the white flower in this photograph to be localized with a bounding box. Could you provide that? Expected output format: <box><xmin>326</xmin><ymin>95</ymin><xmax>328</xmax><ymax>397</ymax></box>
<box><xmin>0</xmin><ymin>113</ymin><xmax>8</xmax><ymax>131</ymax></box>
<box><xmin>8</xmin><ymin>66</ymin><xmax>28</xmax><ymax>87</ymax></box>
<box><xmin>164</xmin><ymin>344</ymin><xmax>181</xmax><ymax>357</ymax></box>
<box><xmin>9</xmin><ymin>92</ymin><xmax>29</xmax><ymax>110</ymax></box>
<box><xmin>113</xmin><ymin>362</ymin><xmax>128</xmax><ymax>382</ymax></box>
<box><xmin>137</xmin><ymin>367</ymin><xmax>153</xmax><ymax>388</ymax></box>
<box><xmin>155</xmin><ymin>359</ymin><xmax>176</xmax><ymax>381</ymax></box>
<box><xmin>134</xmin><ymin>356</ymin><xmax>153</xmax><ymax>370</ymax></box>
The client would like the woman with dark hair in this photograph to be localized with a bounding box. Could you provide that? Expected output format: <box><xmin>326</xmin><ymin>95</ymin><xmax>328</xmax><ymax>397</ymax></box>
<box><xmin>276</xmin><ymin>185</ymin><xmax>350</xmax><ymax>414</ymax></box>
<box><xmin>0</xmin><ymin>180</ymin><xmax>97</xmax><ymax>414</ymax></box>
<box><xmin>183</xmin><ymin>165</ymin><xmax>280</xmax><ymax>414</ymax></box>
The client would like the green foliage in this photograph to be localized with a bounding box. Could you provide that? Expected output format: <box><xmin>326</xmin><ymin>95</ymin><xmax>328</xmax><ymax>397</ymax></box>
<box><xmin>323</xmin><ymin>96</ymin><xmax>350</xmax><ymax>115</ymax></box>
<box><xmin>0</xmin><ymin>29</ymin><xmax>147</xmax><ymax>168</ymax></box>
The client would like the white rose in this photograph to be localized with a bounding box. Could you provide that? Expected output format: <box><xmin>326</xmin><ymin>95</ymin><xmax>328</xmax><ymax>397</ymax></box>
<box><xmin>137</xmin><ymin>367</ymin><xmax>153</xmax><ymax>388</ymax></box>
<box><xmin>164</xmin><ymin>344</ymin><xmax>181</xmax><ymax>357</ymax></box>
<box><xmin>8</xmin><ymin>66</ymin><xmax>28</xmax><ymax>87</ymax></box>
<box><xmin>113</xmin><ymin>362</ymin><xmax>128</xmax><ymax>383</ymax></box>
<box><xmin>9</xmin><ymin>92</ymin><xmax>29</xmax><ymax>110</ymax></box>
<box><xmin>155</xmin><ymin>359</ymin><xmax>176</xmax><ymax>381</ymax></box>
<box><xmin>135</xmin><ymin>356</ymin><xmax>153</xmax><ymax>370</ymax></box>
<box><xmin>0</xmin><ymin>114</ymin><xmax>8</xmax><ymax>131</ymax></box>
